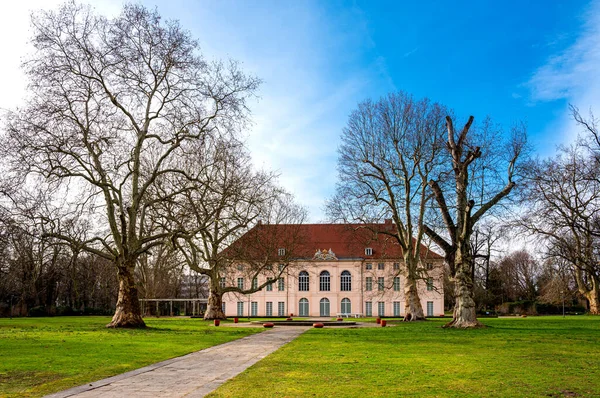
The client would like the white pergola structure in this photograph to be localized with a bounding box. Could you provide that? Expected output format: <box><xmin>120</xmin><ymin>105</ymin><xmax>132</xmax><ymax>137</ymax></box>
<box><xmin>140</xmin><ymin>298</ymin><xmax>208</xmax><ymax>317</ymax></box>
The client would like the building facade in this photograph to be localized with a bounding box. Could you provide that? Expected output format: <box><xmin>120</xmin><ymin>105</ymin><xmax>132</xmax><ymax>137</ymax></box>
<box><xmin>222</xmin><ymin>223</ymin><xmax>444</xmax><ymax>318</ymax></box>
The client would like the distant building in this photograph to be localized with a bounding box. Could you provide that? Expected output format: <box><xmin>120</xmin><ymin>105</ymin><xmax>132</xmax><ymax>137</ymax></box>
<box><xmin>222</xmin><ymin>221</ymin><xmax>444</xmax><ymax>318</ymax></box>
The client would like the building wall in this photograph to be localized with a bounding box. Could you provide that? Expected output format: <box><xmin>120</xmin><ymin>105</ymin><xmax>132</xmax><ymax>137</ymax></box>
<box><xmin>222</xmin><ymin>259</ymin><xmax>444</xmax><ymax>317</ymax></box>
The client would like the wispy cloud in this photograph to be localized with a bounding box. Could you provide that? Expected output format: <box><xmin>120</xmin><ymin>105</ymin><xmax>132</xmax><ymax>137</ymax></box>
<box><xmin>167</xmin><ymin>1</ymin><xmax>392</xmax><ymax>221</ymax></box>
<box><xmin>0</xmin><ymin>1</ymin><xmax>393</xmax><ymax>221</ymax></box>
<box><xmin>403</xmin><ymin>47</ymin><xmax>419</xmax><ymax>57</ymax></box>
<box><xmin>527</xmin><ymin>0</ymin><xmax>600</xmax><ymax>144</ymax></box>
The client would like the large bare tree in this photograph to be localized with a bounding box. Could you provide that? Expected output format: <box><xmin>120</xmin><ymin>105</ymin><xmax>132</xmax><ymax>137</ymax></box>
<box><xmin>1</xmin><ymin>3</ymin><xmax>259</xmax><ymax>327</ymax></box>
<box><xmin>328</xmin><ymin>92</ymin><xmax>447</xmax><ymax>321</ymax></box>
<box><xmin>520</xmin><ymin>109</ymin><xmax>600</xmax><ymax>313</ymax></box>
<box><xmin>167</xmin><ymin>137</ymin><xmax>306</xmax><ymax>319</ymax></box>
<box><xmin>424</xmin><ymin>116</ymin><xmax>527</xmax><ymax>328</ymax></box>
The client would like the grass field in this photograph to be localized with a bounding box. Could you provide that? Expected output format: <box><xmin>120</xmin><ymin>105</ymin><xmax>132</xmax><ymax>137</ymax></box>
<box><xmin>209</xmin><ymin>316</ymin><xmax>600</xmax><ymax>398</ymax></box>
<box><xmin>0</xmin><ymin>316</ymin><xmax>259</xmax><ymax>398</ymax></box>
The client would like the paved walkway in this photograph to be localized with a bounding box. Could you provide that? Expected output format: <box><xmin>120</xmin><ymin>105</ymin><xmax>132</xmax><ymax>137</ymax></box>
<box><xmin>45</xmin><ymin>326</ymin><xmax>307</xmax><ymax>398</ymax></box>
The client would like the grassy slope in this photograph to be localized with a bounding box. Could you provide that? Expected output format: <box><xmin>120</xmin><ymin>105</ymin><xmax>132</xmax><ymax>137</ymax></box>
<box><xmin>209</xmin><ymin>317</ymin><xmax>600</xmax><ymax>398</ymax></box>
<box><xmin>0</xmin><ymin>316</ymin><xmax>259</xmax><ymax>398</ymax></box>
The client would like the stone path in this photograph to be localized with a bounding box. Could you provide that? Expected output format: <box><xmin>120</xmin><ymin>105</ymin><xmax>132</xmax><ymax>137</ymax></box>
<box><xmin>45</xmin><ymin>326</ymin><xmax>307</xmax><ymax>398</ymax></box>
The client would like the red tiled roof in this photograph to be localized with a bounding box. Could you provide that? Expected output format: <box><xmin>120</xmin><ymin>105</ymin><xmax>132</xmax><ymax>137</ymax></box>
<box><xmin>228</xmin><ymin>221</ymin><xmax>443</xmax><ymax>260</ymax></box>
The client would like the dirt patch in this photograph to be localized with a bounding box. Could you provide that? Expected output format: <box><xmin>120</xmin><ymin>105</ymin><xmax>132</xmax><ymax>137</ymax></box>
<box><xmin>0</xmin><ymin>370</ymin><xmax>62</xmax><ymax>395</ymax></box>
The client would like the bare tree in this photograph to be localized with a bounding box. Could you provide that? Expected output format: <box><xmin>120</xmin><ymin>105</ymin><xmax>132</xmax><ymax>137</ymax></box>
<box><xmin>424</xmin><ymin>116</ymin><xmax>527</xmax><ymax>328</ymax></box>
<box><xmin>1</xmin><ymin>3</ymin><xmax>259</xmax><ymax>327</ymax></box>
<box><xmin>520</xmin><ymin>110</ymin><xmax>600</xmax><ymax>313</ymax></box>
<box><xmin>328</xmin><ymin>92</ymin><xmax>447</xmax><ymax>321</ymax></box>
<box><xmin>494</xmin><ymin>250</ymin><xmax>540</xmax><ymax>301</ymax></box>
<box><xmin>167</xmin><ymin>138</ymin><xmax>306</xmax><ymax>319</ymax></box>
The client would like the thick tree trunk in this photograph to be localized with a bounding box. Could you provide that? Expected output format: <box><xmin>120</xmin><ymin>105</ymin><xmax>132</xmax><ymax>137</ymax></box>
<box><xmin>575</xmin><ymin>269</ymin><xmax>600</xmax><ymax>315</ymax></box>
<box><xmin>444</xmin><ymin>259</ymin><xmax>484</xmax><ymax>328</ymax></box>
<box><xmin>585</xmin><ymin>281</ymin><xmax>599</xmax><ymax>314</ymax></box>
<box><xmin>204</xmin><ymin>288</ymin><xmax>226</xmax><ymax>320</ymax></box>
<box><xmin>403</xmin><ymin>276</ymin><xmax>425</xmax><ymax>321</ymax></box>
<box><xmin>106</xmin><ymin>265</ymin><xmax>145</xmax><ymax>328</ymax></box>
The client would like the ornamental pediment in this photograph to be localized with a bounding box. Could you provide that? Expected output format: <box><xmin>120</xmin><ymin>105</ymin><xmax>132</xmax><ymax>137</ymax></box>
<box><xmin>313</xmin><ymin>248</ymin><xmax>337</xmax><ymax>261</ymax></box>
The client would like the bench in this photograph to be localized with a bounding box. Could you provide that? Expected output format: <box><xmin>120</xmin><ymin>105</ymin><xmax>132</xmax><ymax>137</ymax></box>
<box><xmin>336</xmin><ymin>313</ymin><xmax>363</xmax><ymax>318</ymax></box>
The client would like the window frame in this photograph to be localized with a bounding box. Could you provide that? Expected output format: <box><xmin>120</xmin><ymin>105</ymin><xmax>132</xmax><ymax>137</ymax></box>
<box><xmin>393</xmin><ymin>276</ymin><xmax>400</xmax><ymax>291</ymax></box>
<box><xmin>377</xmin><ymin>277</ymin><xmax>385</xmax><ymax>291</ymax></box>
<box><xmin>340</xmin><ymin>270</ymin><xmax>352</xmax><ymax>291</ymax></box>
<box><xmin>298</xmin><ymin>271</ymin><xmax>310</xmax><ymax>291</ymax></box>
<box><xmin>319</xmin><ymin>270</ymin><xmax>331</xmax><ymax>291</ymax></box>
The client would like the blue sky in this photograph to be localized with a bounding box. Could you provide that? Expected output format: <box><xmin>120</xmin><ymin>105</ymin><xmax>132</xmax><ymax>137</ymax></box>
<box><xmin>2</xmin><ymin>0</ymin><xmax>599</xmax><ymax>221</ymax></box>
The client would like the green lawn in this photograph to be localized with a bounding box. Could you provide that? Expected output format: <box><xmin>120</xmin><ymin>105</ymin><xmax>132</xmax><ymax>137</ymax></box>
<box><xmin>209</xmin><ymin>316</ymin><xmax>600</xmax><ymax>398</ymax></box>
<box><xmin>0</xmin><ymin>316</ymin><xmax>259</xmax><ymax>398</ymax></box>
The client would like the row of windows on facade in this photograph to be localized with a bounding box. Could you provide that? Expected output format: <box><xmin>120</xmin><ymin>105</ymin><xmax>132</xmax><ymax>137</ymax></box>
<box><xmin>237</xmin><ymin>262</ymin><xmax>433</xmax><ymax>272</ymax></box>
<box><xmin>229</xmin><ymin>298</ymin><xmax>435</xmax><ymax>317</ymax></box>
<box><xmin>222</xmin><ymin>273</ymin><xmax>434</xmax><ymax>292</ymax></box>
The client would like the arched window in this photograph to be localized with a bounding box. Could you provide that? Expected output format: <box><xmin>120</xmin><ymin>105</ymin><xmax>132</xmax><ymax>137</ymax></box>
<box><xmin>320</xmin><ymin>298</ymin><xmax>330</xmax><ymax>317</ymax></box>
<box><xmin>319</xmin><ymin>271</ymin><xmax>330</xmax><ymax>291</ymax></box>
<box><xmin>298</xmin><ymin>271</ymin><xmax>309</xmax><ymax>291</ymax></box>
<box><xmin>299</xmin><ymin>298</ymin><xmax>309</xmax><ymax>317</ymax></box>
<box><xmin>340</xmin><ymin>270</ymin><xmax>351</xmax><ymax>291</ymax></box>
<box><xmin>341</xmin><ymin>298</ymin><xmax>351</xmax><ymax>314</ymax></box>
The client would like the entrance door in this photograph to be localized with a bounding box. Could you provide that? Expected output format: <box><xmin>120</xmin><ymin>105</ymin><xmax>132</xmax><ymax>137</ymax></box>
<box><xmin>427</xmin><ymin>301</ymin><xmax>434</xmax><ymax>317</ymax></box>
<box><xmin>299</xmin><ymin>298</ymin><xmax>309</xmax><ymax>316</ymax></box>
<box><xmin>320</xmin><ymin>298</ymin><xmax>330</xmax><ymax>317</ymax></box>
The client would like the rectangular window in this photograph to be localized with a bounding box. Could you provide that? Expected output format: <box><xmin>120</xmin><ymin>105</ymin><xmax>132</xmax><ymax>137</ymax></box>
<box><xmin>366</xmin><ymin>277</ymin><xmax>373</xmax><ymax>291</ymax></box>
<box><xmin>366</xmin><ymin>263</ymin><xmax>373</xmax><ymax>270</ymax></box>
<box><xmin>237</xmin><ymin>302</ymin><xmax>244</xmax><ymax>317</ymax></box>
<box><xmin>378</xmin><ymin>277</ymin><xmax>385</xmax><ymax>291</ymax></box>
<box><xmin>393</xmin><ymin>262</ymin><xmax>400</xmax><ymax>270</ymax></box>
<box><xmin>237</xmin><ymin>277</ymin><xmax>244</xmax><ymax>290</ymax></box>
<box><xmin>427</xmin><ymin>301</ymin><xmax>434</xmax><ymax>317</ymax></box>
<box><xmin>378</xmin><ymin>301</ymin><xmax>385</xmax><ymax>317</ymax></box>
<box><xmin>266</xmin><ymin>302</ymin><xmax>273</xmax><ymax>317</ymax></box>
<box><xmin>278</xmin><ymin>263</ymin><xmax>285</xmax><ymax>272</ymax></box>
<box><xmin>278</xmin><ymin>248</ymin><xmax>285</xmax><ymax>256</ymax></box>
<box><xmin>365</xmin><ymin>301</ymin><xmax>372</xmax><ymax>317</ymax></box>
<box><xmin>266</xmin><ymin>277</ymin><xmax>273</xmax><ymax>291</ymax></box>
<box><xmin>393</xmin><ymin>277</ymin><xmax>400</xmax><ymax>291</ymax></box>
<box><xmin>393</xmin><ymin>301</ymin><xmax>401</xmax><ymax>317</ymax></box>
<box><xmin>278</xmin><ymin>301</ymin><xmax>285</xmax><ymax>317</ymax></box>
<box><xmin>222</xmin><ymin>302</ymin><xmax>226</xmax><ymax>314</ymax></box>
<box><xmin>427</xmin><ymin>277</ymin><xmax>434</xmax><ymax>291</ymax></box>
<box><xmin>237</xmin><ymin>264</ymin><xmax>244</xmax><ymax>271</ymax></box>
<box><xmin>365</xmin><ymin>248</ymin><xmax>373</xmax><ymax>256</ymax></box>
<box><xmin>251</xmin><ymin>301</ymin><xmax>258</xmax><ymax>317</ymax></box>
<box><xmin>278</xmin><ymin>277</ymin><xmax>285</xmax><ymax>291</ymax></box>
<box><xmin>219</xmin><ymin>277</ymin><xmax>226</xmax><ymax>289</ymax></box>
<box><xmin>426</xmin><ymin>262</ymin><xmax>433</xmax><ymax>270</ymax></box>
<box><xmin>252</xmin><ymin>278</ymin><xmax>258</xmax><ymax>290</ymax></box>
<box><xmin>265</xmin><ymin>265</ymin><xmax>273</xmax><ymax>271</ymax></box>
<box><xmin>378</xmin><ymin>262</ymin><xmax>385</xmax><ymax>270</ymax></box>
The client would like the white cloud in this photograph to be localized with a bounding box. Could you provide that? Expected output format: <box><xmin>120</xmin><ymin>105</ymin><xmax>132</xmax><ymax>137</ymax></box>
<box><xmin>0</xmin><ymin>1</ymin><xmax>393</xmax><ymax>222</ymax></box>
<box><xmin>527</xmin><ymin>0</ymin><xmax>600</xmax><ymax>146</ymax></box>
<box><xmin>0</xmin><ymin>1</ymin><xmax>123</xmax><ymax>111</ymax></box>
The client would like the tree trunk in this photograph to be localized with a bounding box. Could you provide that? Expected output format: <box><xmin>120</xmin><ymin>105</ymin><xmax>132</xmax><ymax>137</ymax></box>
<box><xmin>204</xmin><ymin>287</ymin><xmax>226</xmax><ymax>320</ymax></box>
<box><xmin>444</xmin><ymin>259</ymin><xmax>484</xmax><ymax>328</ymax></box>
<box><xmin>106</xmin><ymin>264</ymin><xmax>145</xmax><ymax>328</ymax></box>
<box><xmin>403</xmin><ymin>276</ymin><xmax>425</xmax><ymax>321</ymax></box>
<box><xmin>575</xmin><ymin>269</ymin><xmax>600</xmax><ymax>315</ymax></box>
<box><xmin>585</xmin><ymin>280</ymin><xmax>599</xmax><ymax>314</ymax></box>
